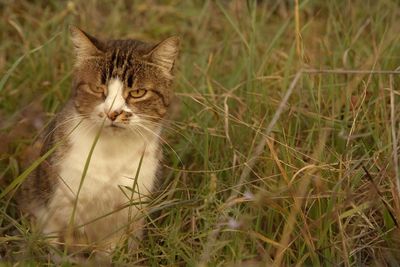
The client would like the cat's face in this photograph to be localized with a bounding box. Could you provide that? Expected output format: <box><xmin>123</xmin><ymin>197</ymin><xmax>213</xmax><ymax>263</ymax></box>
<box><xmin>70</xmin><ymin>26</ymin><xmax>179</xmax><ymax>133</ymax></box>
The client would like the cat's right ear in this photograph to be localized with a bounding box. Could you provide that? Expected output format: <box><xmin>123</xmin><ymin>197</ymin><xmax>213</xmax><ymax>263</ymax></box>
<box><xmin>69</xmin><ymin>25</ymin><xmax>102</xmax><ymax>65</ymax></box>
<box><xmin>147</xmin><ymin>36</ymin><xmax>180</xmax><ymax>77</ymax></box>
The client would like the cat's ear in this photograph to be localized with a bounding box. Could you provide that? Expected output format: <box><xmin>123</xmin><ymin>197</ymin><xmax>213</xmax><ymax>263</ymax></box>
<box><xmin>69</xmin><ymin>25</ymin><xmax>103</xmax><ymax>65</ymax></box>
<box><xmin>149</xmin><ymin>36</ymin><xmax>180</xmax><ymax>75</ymax></box>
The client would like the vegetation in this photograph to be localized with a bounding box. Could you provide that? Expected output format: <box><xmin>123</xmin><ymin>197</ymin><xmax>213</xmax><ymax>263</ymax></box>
<box><xmin>1</xmin><ymin>0</ymin><xmax>400</xmax><ymax>265</ymax></box>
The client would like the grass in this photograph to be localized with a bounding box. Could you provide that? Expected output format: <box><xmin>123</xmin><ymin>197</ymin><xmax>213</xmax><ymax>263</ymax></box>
<box><xmin>1</xmin><ymin>0</ymin><xmax>400</xmax><ymax>265</ymax></box>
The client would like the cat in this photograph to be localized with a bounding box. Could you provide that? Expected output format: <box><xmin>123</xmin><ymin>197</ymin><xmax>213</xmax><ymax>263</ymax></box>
<box><xmin>18</xmin><ymin>26</ymin><xmax>180</xmax><ymax>259</ymax></box>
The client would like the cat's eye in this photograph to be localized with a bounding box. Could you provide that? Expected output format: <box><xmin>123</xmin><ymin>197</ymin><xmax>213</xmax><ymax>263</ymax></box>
<box><xmin>92</xmin><ymin>85</ymin><xmax>105</xmax><ymax>94</ymax></box>
<box><xmin>129</xmin><ymin>89</ymin><xmax>147</xmax><ymax>99</ymax></box>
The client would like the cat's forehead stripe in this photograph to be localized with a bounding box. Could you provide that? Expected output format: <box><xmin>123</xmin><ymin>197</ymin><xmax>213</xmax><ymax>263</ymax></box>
<box><xmin>107</xmin><ymin>56</ymin><xmax>114</xmax><ymax>82</ymax></box>
<box><xmin>116</xmin><ymin>52</ymin><xmax>123</xmax><ymax>68</ymax></box>
<box><xmin>101</xmin><ymin>67</ymin><xmax>107</xmax><ymax>85</ymax></box>
<box><xmin>127</xmin><ymin>74</ymin><xmax>134</xmax><ymax>88</ymax></box>
<box><xmin>102</xmin><ymin>48</ymin><xmax>137</xmax><ymax>87</ymax></box>
<box><xmin>121</xmin><ymin>51</ymin><xmax>132</xmax><ymax>83</ymax></box>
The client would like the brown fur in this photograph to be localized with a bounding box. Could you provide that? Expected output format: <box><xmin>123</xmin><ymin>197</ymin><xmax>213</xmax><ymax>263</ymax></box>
<box><xmin>18</xmin><ymin>106</ymin><xmax>74</xmax><ymax>213</ymax></box>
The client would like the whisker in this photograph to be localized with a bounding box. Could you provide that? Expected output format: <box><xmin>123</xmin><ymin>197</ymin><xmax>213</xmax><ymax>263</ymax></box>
<box><xmin>138</xmin><ymin>119</ymin><xmax>193</xmax><ymax>145</ymax></box>
<box><xmin>43</xmin><ymin>115</ymin><xmax>90</xmax><ymax>143</ymax></box>
<box><xmin>134</xmin><ymin>113</ymin><xmax>187</xmax><ymax>127</ymax></box>
<box><xmin>127</xmin><ymin>125</ymin><xmax>149</xmax><ymax>144</ymax></box>
<box><xmin>135</xmin><ymin>124</ymin><xmax>183</xmax><ymax>166</ymax></box>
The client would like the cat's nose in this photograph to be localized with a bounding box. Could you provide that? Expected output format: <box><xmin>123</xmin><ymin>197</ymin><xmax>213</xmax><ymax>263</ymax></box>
<box><xmin>107</xmin><ymin>110</ymin><xmax>122</xmax><ymax>121</ymax></box>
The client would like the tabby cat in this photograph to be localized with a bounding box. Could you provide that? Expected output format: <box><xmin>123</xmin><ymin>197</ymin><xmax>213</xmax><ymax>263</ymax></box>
<box><xmin>19</xmin><ymin>26</ymin><xmax>180</xmax><ymax>257</ymax></box>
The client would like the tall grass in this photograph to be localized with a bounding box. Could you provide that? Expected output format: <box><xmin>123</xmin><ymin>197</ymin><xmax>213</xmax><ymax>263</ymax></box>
<box><xmin>1</xmin><ymin>0</ymin><xmax>400</xmax><ymax>265</ymax></box>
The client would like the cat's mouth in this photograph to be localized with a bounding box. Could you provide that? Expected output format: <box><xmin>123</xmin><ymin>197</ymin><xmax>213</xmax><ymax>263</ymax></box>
<box><xmin>107</xmin><ymin>122</ymin><xmax>126</xmax><ymax>129</ymax></box>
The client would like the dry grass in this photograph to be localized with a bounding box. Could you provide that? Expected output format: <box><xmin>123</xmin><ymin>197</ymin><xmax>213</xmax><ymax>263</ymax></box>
<box><xmin>1</xmin><ymin>0</ymin><xmax>400</xmax><ymax>265</ymax></box>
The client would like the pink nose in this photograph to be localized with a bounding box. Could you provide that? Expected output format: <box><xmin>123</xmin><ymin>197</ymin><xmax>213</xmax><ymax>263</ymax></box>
<box><xmin>107</xmin><ymin>110</ymin><xmax>122</xmax><ymax>121</ymax></box>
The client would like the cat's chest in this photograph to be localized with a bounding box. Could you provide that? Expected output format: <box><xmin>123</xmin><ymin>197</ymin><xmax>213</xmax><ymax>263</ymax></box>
<box><xmin>57</xmin><ymin>131</ymin><xmax>158</xmax><ymax>198</ymax></box>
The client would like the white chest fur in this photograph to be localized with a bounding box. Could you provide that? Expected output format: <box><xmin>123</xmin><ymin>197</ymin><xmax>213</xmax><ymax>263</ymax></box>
<box><xmin>58</xmin><ymin>124</ymin><xmax>158</xmax><ymax>200</ymax></box>
<box><xmin>37</xmin><ymin>122</ymin><xmax>160</xmax><ymax>241</ymax></box>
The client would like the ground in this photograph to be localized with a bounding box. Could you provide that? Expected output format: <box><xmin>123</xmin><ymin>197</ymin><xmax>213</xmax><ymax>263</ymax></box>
<box><xmin>1</xmin><ymin>0</ymin><xmax>400</xmax><ymax>266</ymax></box>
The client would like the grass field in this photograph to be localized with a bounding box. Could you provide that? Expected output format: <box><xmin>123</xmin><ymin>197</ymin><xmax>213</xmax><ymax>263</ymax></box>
<box><xmin>1</xmin><ymin>0</ymin><xmax>400</xmax><ymax>265</ymax></box>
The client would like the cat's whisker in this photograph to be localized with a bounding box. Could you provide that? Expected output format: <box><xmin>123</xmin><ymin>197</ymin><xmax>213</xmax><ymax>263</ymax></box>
<box><xmin>138</xmin><ymin>120</ymin><xmax>192</xmax><ymax>144</ymax></box>
<box><xmin>135</xmin><ymin>123</ymin><xmax>183</xmax><ymax>165</ymax></box>
<box><xmin>139</xmin><ymin>119</ymin><xmax>183</xmax><ymax>132</ymax></box>
<box><xmin>134</xmin><ymin>114</ymin><xmax>186</xmax><ymax>133</ymax></box>
<box><xmin>43</xmin><ymin>115</ymin><xmax>91</xmax><ymax>143</ymax></box>
<box><xmin>75</xmin><ymin>122</ymin><xmax>100</xmax><ymax>142</ymax></box>
<box><xmin>126</xmin><ymin>125</ymin><xmax>149</xmax><ymax>144</ymax></box>
<box><xmin>135</xmin><ymin>113</ymin><xmax>187</xmax><ymax>128</ymax></box>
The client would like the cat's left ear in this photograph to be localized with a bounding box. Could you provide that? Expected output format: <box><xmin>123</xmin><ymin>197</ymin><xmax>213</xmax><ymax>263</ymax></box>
<box><xmin>149</xmin><ymin>36</ymin><xmax>180</xmax><ymax>75</ymax></box>
<box><xmin>69</xmin><ymin>25</ymin><xmax>103</xmax><ymax>65</ymax></box>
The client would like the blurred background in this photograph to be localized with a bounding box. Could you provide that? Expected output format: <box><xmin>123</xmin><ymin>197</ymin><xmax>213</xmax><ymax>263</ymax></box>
<box><xmin>1</xmin><ymin>0</ymin><xmax>400</xmax><ymax>265</ymax></box>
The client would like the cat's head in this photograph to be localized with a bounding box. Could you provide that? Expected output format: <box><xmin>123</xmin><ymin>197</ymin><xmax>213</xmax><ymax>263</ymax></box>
<box><xmin>69</xmin><ymin>26</ymin><xmax>179</xmax><ymax>134</ymax></box>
